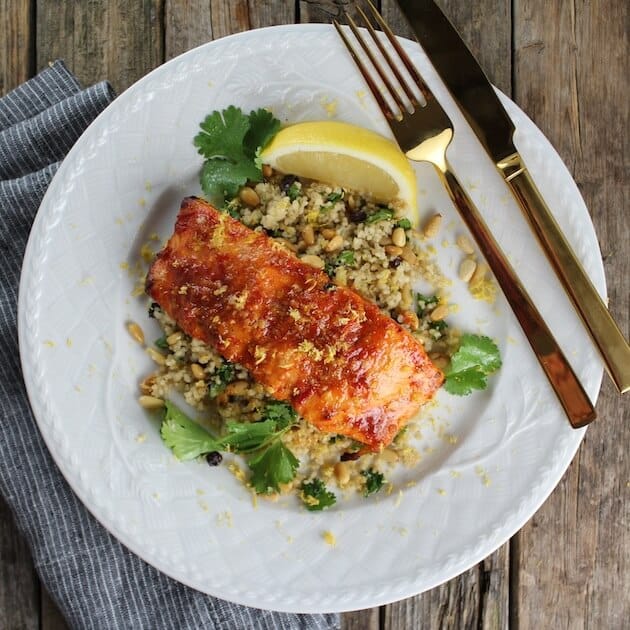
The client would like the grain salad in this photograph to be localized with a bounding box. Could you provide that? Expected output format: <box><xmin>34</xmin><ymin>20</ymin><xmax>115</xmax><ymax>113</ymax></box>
<box><xmin>136</xmin><ymin>170</ymin><xmax>461</xmax><ymax>507</ymax></box>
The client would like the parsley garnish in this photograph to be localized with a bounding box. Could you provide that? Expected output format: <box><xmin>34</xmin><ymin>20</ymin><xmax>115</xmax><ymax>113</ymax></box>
<box><xmin>287</xmin><ymin>182</ymin><xmax>301</xmax><ymax>201</ymax></box>
<box><xmin>444</xmin><ymin>334</ymin><xmax>502</xmax><ymax>396</ymax></box>
<box><xmin>396</xmin><ymin>218</ymin><xmax>412</xmax><ymax>230</ymax></box>
<box><xmin>326</xmin><ymin>191</ymin><xmax>344</xmax><ymax>203</ymax></box>
<box><xmin>194</xmin><ymin>106</ymin><xmax>280</xmax><ymax>204</ymax></box>
<box><xmin>361</xmin><ymin>468</ymin><xmax>385</xmax><ymax>496</ymax></box>
<box><xmin>159</xmin><ymin>400</ymin><xmax>300</xmax><ymax>495</ymax></box>
<box><xmin>416</xmin><ymin>293</ymin><xmax>439</xmax><ymax>317</ymax></box>
<box><xmin>324</xmin><ymin>250</ymin><xmax>355</xmax><ymax>277</ymax></box>
<box><xmin>366</xmin><ymin>207</ymin><xmax>394</xmax><ymax>224</ymax></box>
<box><xmin>154</xmin><ymin>335</ymin><xmax>169</xmax><ymax>350</ymax></box>
<box><xmin>208</xmin><ymin>361</ymin><xmax>235</xmax><ymax>398</ymax></box>
<box><xmin>301</xmin><ymin>479</ymin><xmax>337</xmax><ymax>511</ymax></box>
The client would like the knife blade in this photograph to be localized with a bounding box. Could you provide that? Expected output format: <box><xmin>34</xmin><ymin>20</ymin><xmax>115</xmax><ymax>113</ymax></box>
<box><xmin>397</xmin><ymin>0</ymin><xmax>630</xmax><ymax>394</ymax></box>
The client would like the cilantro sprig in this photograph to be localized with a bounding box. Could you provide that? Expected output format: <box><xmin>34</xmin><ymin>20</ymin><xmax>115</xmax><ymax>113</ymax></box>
<box><xmin>361</xmin><ymin>468</ymin><xmax>385</xmax><ymax>497</ymax></box>
<box><xmin>194</xmin><ymin>106</ymin><xmax>280</xmax><ymax>204</ymax></box>
<box><xmin>444</xmin><ymin>334</ymin><xmax>502</xmax><ymax>396</ymax></box>
<box><xmin>300</xmin><ymin>479</ymin><xmax>337</xmax><ymax>511</ymax></box>
<box><xmin>160</xmin><ymin>400</ymin><xmax>300</xmax><ymax>494</ymax></box>
<box><xmin>366</xmin><ymin>207</ymin><xmax>394</xmax><ymax>224</ymax></box>
<box><xmin>324</xmin><ymin>249</ymin><xmax>355</xmax><ymax>277</ymax></box>
<box><xmin>208</xmin><ymin>361</ymin><xmax>235</xmax><ymax>398</ymax></box>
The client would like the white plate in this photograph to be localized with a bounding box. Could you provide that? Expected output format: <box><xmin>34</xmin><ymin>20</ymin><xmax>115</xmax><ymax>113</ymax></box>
<box><xmin>18</xmin><ymin>25</ymin><xmax>604</xmax><ymax>613</ymax></box>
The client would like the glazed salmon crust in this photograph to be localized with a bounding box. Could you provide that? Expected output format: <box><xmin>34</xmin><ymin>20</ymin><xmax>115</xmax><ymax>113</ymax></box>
<box><xmin>146</xmin><ymin>197</ymin><xmax>443</xmax><ymax>450</ymax></box>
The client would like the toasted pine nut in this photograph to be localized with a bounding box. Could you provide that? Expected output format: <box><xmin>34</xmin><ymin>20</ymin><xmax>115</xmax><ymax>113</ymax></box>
<box><xmin>325</xmin><ymin>234</ymin><xmax>344</xmax><ymax>252</ymax></box>
<box><xmin>301</xmin><ymin>224</ymin><xmax>315</xmax><ymax>246</ymax></box>
<box><xmin>459</xmin><ymin>258</ymin><xmax>477</xmax><ymax>282</ymax></box>
<box><xmin>392</xmin><ymin>227</ymin><xmax>407</xmax><ymax>248</ymax></box>
<box><xmin>301</xmin><ymin>254</ymin><xmax>325</xmax><ymax>269</ymax></box>
<box><xmin>146</xmin><ymin>347</ymin><xmax>166</xmax><ymax>365</ymax></box>
<box><xmin>278</xmin><ymin>238</ymin><xmax>298</xmax><ymax>252</ymax></box>
<box><xmin>239</xmin><ymin>186</ymin><xmax>260</xmax><ymax>208</ymax></box>
<box><xmin>190</xmin><ymin>363</ymin><xmax>205</xmax><ymax>380</ymax></box>
<box><xmin>379</xmin><ymin>235</ymin><xmax>392</xmax><ymax>246</ymax></box>
<box><xmin>334</xmin><ymin>462</ymin><xmax>350</xmax><ymax>485</ymax></box>
<box><xmin>422</xmin><ymin>213</ymin><xmax>442</xmax><ymax>238</ymax></box>
<box><xmin>346</xmin><ymin>194</ymin><xmax>357</xmax><ymax>209</ymax></box>
<box><xmin>321</xmin><ymin>228</ymin><xmax>337</xmax><ymax>239</ymax></box>
<box><xmin>430</xmin><ymin>353</ymin><xmax>449</xmax><ymax>369</ymax></box>
<box><xmin>456</xmin><ymin>234</ymin><xmax>475</xmax><ymax>254</ymax></box>
<box><xmin>400</xmin><ymin>246</ymin><xmax>417</xmax><ymax>265</ymax></box>
<box><xmin>126</xmin><ymin>321</ymin><xmax>145</xmax><ymax>345</ymax></box>
<box><xmin>262</xmin><ymin>164</ymin><xmax>273</xmax><ymax>178</ymax></box>
<box><xmin>166</xmin><ymin>331</ymin><xmax>182</xmax><ymax>345</ymax></box>
<box><xmin>401</xmin><ymin>310</ymin><xmax>420</xmax><ymax>330</ymax></box>
<box><xmin>401</xmin><ymin>284</ymin><xmax>413</xmax><ymax>309</ymax></box>
<box><xmin>470</xmin><ymin>263</ymin><xmax>488</xmax><ymax>286</ymax></box>
<box><xmin>224</xmin><ymin>380</ymin><xmax>250</xmax><ymax>396</ymax></box>
<box><xmin>430</xmin><ymin>304</ymin><xmax>449</xmax><ymax>321</ymax></box>
<box><xmin>138</xmin><ymin>395</ymin><xmax>164</xmax><ymax>410</ymax></box>
<box><xmin>335</xmin><ymin>266</ymin><xmax>348</xmax><ymax>286</ymax></box>
<box><xmin>384</xmin><ymin>245</ymin><xmax>403</xmax><ymax>257</ymax></box>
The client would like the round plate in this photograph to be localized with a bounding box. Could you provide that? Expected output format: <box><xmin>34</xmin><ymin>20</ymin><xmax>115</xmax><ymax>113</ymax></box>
<box><xmin>18</xmin><ymin>25</ymin><xmax>604</xmax><ymax>613</ymax></box>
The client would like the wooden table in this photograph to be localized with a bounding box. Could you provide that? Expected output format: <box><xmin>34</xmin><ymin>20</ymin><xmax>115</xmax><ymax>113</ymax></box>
<box><xmin>1</xmin><ymin>1</ymin><xmax>627</xmax><ymax>628</ymax></box>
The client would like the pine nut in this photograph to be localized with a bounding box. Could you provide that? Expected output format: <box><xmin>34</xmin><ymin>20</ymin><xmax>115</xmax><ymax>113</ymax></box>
<box><xmin>400</xmin><ymin>246</ymin><xmax>417</xmax><ymax>265</ymax></box>
<box><xmin>334</xmin><ymin>462</ymin><xmax>350</xmax><ymax>485</ymax></box>
<box><xmin>146</xmin><ymin>347</ymin><xmax>166</xmax><ymax>365</ymax></box>
<box><xmin>379</xmin><ymin>236</ymin><xmax>393</xmax><ymax>246</ymax></box>
<box><xmin>239</xmin><ymin>186</ymin><xmax>260</xmax><ymax>208</ymax></box>
<box><xmin>190</xmin><ymin>363</ymin><xmax>205</xmax><ymax>380</ymax></box>
<box><xmin>301</xmin><ymin>254</ymin><xmax>325</xmax><ymax>269</ymax></box>
<box><xmin>325</xmin><ymin>235</ymin><xmax>344</xmax><ymax>252</ymax></box>
<box><xmin>430</xmin><ymin>304</ymin><xmax>449</xmax><ymax>321</ymax></box>
<box><xmin>456</xmin><ymin>234</ymin><xmax>475</xmax><ymax>254</ymax></box>
<box><xmin>380</xmin><ymin>449</ymin><xmax>399</xmax><ymax>464</ymax></box>
<box><xmin>401</xmin><ymin>310</ymin><xmax>419</xmax><ymax>330</ymax></box>
<box><xmin>278</xmin><ymin>238</ymin><xmax>298</xmax><ymax>252</ymax></box>
<box><xmin>470</xmin><ymin>263</ymin><xmax>488</xmax><ymax>286</ymax></box>
<box><xmin>384</xmin><ymin>245</ymin><xmax>403</xmax><ymax>257</ymax></box>
<box><xmin>301</xmin><ymin>224</ymin><xmax>315</xmax><ymax>246</ymax></box>
<box><xmin>334</xmin><ymin>267</ymin><xmax>348</xmax><ymax>286</ymax></box>
<box><xmin>140</xmin><ymin>374</ymin><xmax>156</xmax><ymax>395</ymax></box>
<box><xmin>126</xmin><ymin>321</ymin><xmax>145</xmax><ymax>345</ymax></box>
<box><xmin>392</xmin><ymin>227</ymin><xmax>407</xmax><ymax>248</ymax></box>
<box><xmin>401</xmin><ymin>284</ymin><xmax>413</xmax><ymax>309</ymax></box>
<box><xmin>262</xmin><ymin>164</ymin><xmax>273</xmax><ymax>178</ymax></box>
<box><xmin>459</xmin><ymin>258</ymin><xmax>477</xmax><ymax>282</ymax></box>
<box><xmin>138</xmin><ymin>395</ymin><xmax>164</xmax><ymax>410</ymax></box>
<box><xmin>321</xmin><ymin>228</ymin><xmax>337</xmax><ymax>239</ymax></box>
<box><xmin>166</xmin><ymin>331</ymin><xmax>182</xmax><ymax>345</ymax></box>
<box><xmin>422</xmin><ymin>213</ymin><xmax>442</xmax><ymax>238</ymax></box>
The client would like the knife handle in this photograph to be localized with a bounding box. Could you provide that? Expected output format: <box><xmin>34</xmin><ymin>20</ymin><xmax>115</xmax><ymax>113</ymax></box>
<box><xmin>499</xmin><ymin>153</ymin><xmax>630</xmax><ymax>394</ymax></box>
<box><xmin>441</xmin><ymin>164</ymin><xmax>596</xmax><ymax>427</ymax></box>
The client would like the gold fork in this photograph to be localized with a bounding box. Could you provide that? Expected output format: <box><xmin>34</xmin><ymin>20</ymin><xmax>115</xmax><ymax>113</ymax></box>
<box><xmin>334</xmin><ymin>1</ymin><xmax>596</xmax><ymax>428</ymax></box>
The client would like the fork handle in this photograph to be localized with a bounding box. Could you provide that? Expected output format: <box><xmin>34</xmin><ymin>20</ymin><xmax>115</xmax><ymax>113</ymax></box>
<box><xmin>440</xmin><ymin>164</ymin><xmax>596</xmax><ymax>428</ymax></box>
<box><xmin>500</xmin><ymin>159</ymin><xmax>630</xmax><ymax>394</ymax></box>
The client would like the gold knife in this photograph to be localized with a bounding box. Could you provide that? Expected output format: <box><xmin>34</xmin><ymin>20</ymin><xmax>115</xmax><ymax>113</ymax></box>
<box><xmin>397</xmin><ymin>0</ymin><xmax>630</xmax><ymax>394</ymax></box>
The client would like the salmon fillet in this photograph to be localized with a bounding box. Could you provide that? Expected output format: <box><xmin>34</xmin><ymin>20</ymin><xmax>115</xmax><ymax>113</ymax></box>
<box><xmin>146</xmin><ymin>197</ymin><xmax>443</xmax><ymax>450</ymax></box>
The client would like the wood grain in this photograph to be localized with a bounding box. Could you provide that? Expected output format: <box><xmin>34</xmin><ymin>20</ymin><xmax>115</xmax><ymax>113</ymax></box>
<box><xmin>36</xmin><ymin>0</ymin><xmax>164</xmax><ymax>92</ymax></box>
<box><xmin>512</xmin><ymin>1</ymin><xmax>630</xmax><ymax>627</ymax></box>
<box><xmin>0</xmin><ymin>0</ymin><xmax>33</xmax><ymax>94</ymax></box>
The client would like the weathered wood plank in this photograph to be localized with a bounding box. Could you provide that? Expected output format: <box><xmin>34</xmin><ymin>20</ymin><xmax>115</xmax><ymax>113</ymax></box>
<box><xmin>0</xmin><ymin>0</ymin><xmax>33</xmax><ymax>94</ymax></box>
<box><xmin>0</xmin><ymin>496</ymin><xmax>39</xmax><ymax>630</ymax></box>
<box><xmin>36</xmin><ymin>0</ymin><xmax>164</xmax><ymax>92</ymax></box>
<box><xmin>299</xmin><ymin>0</ymin><xmax>376</xmax><ymax>23</ymax></box>
<box><xmin>165</xmin><ymin>0</ymin><xmax>294</xmax><ymax>59</ymax></box>
<box><xmin>41</xmin><ymin>588</ymin><xmax>68</xmax><ymax>630</ymax></box>
<box><xmin>340</xmin><ymin>607</ymin><xmax>379</xmax><ymax>630</ymax></box>
<box><xmin>512</xmin><ymin>1</ymin><xmax>629</xmax><ymax>628</ymax></box>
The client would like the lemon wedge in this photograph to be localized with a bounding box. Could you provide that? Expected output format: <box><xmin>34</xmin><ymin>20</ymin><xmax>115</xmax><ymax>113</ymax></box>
<box><xmin>260</xmin><ymin>121</ymin><xmax>417</xmax><ymax>218</ymax></box>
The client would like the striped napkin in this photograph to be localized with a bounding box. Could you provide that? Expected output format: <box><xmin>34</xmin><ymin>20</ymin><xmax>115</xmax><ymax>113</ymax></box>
<box><xmin>0</xmin><ymin>60</ymin><xmax>338</xmax><ymax>630</ymax></box>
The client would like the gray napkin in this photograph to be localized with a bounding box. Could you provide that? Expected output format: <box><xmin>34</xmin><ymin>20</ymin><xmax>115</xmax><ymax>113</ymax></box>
<box><xmin>0</xmin><ymin>60</ymin><xmax>339</xmax><ymax>630</ymax></box>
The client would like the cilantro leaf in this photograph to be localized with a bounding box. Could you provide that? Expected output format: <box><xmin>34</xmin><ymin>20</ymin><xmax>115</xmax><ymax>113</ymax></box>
<box><xmin>160</xmin><ymin>401</ymin><xmax>221</xmax><ymax>460</ymax></box>
<box><xmin>366</xmin><ymin>207</ymin><xmax>394</xmax><ymax>224</ymax></box>
<box><xmin>244</xmin><ymin>108</ymin><xmax>281</xmax><ymax>158</ymax></box>
<box><xmin>361</xmin><ymin>468</ymin><xmax>385</xmax><ymax>497</ymax></box>
<box><xmin>396</xmin><ymin>218</ymin><xmax>412</xmax><ymax>230</ymax></box>
<box><xmin>222</xmin><ymin>419</ymin><xmax>280</xmax><ymax>452</ymax></box>
<box><xmin>194</xmin><ymin>106</ymin><xmax>251</xmax><ymax>162</ymax></box>
<box><xmin>287</xmin><ymin>182</ymin><xmax>301</xmax><ymax>201</ymax></box>
<box><xmin>260</xmin><ymin>400</ymin><xmax>298</xmax><ymax>430</ymax></box>
<box><xmin>301</xmin><ymin>479</ymin><xmax>337</xmax><ymax>511</ymax></box>
<box><xmin>443</xmin><ymin>367</ymin><xmax>488</xmax><ymax>396</ymax></box>
<box><xmin>248</xmin><ymin>441</ymin><xmax>299</xmax><ymax>494</ymax></box>
<box><xmin>326</xmin><ymin>191</ymin><xmax>344</xmax><ymax>203</ymax></box>
<box><xmin>444</xmin><ymin>334</ymin><xmax>502</xmax><ymax>396</ymax></box>
<box><xmin>200</xmin><ymin>158</ymin><xmax>260</xmax><ymax>202</ymax></box>
<box><xmin>154</xmin><ymin>335</ymin><xmax>169</xmax><ymax>350</ymax></box>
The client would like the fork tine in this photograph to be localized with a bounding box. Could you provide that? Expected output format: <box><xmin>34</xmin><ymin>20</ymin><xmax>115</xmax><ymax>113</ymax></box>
<box><xmin>365</xmin><ymin>0</ymin><xmax>432</xmax><ymax>102</ymax></box>
<box><xmin>355</xmin><ymin>4</ymin><xmax>418</xmax><ymax>107</ymax></box>
<box><xmin>343</xmin><ymin>13</ymin><xmax>409</xmax><ymax>116</ymax></box>
<box><xmin>333</xmin><ymin>19</ymin><xmax>397</xmax><ymax>120</ymax></box>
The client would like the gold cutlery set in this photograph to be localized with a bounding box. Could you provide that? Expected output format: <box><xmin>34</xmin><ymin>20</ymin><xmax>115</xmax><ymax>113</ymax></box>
<box><xmin>334</xmin><ymin>0</ymin><xmax>629</xmax><ymax>426</ymax></box>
